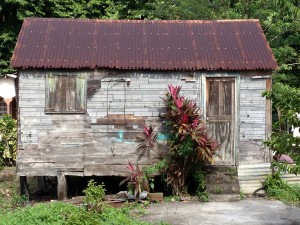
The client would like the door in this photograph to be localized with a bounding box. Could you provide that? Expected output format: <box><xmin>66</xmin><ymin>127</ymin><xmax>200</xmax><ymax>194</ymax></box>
<box><xmin>206</xmin><ymin>77</ymin><xmax>235</xmax><ymax>165</ymax></box>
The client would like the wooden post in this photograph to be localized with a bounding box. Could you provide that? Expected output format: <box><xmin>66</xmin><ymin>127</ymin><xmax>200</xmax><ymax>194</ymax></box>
<box><xmin>20</xmin><ymin>176</ymin><xmax>30</xmax><ymax>198</ymax></box>
<box><xmin>57</xmin><ymin>171</ymin><xmax>67</xmax><ymax>200</ymax></box>
<box><xmin>4</xmin><ymin>98</ymin><xmax>12</xmax><ymax>115</ymax></box>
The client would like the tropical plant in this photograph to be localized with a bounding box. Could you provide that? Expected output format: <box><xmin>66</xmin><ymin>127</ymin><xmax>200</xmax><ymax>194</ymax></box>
<box><xmin>82</xmin><ymin>179</ymin><xmax>106</xmax><ymax>212</ymax></box>
<box><xmin>119</xmin><ymin>161</ymin><xmax>146</xmax><ymax>200</ymax></box>
<box><xmin>162</xmin><ymin>84</ymin><xmax>217</xmax><ymax>195</ymax></box>
<box><xmin>136</xmin><ymin>125</ymin><xmax>158</xmax><ymax>160</ymax></box>
<box><xmin>263</xmin><ymin>83</ymin><xmax>300</xmax><ymax>174</ymax></box>
<box><xmin>0</xmin><ymin>115</ymin><xmax>17</xmax><ymax>166</ymax></box>
<box><xmin>264</xmin><ymin>173</ymin><xmax>300</xmax><ymax>206</ymax></box>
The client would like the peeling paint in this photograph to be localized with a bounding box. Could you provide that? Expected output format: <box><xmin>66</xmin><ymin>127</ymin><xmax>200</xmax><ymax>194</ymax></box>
<box><xmin>157</xmin><ymin>133</ymin><xmax>169</xmax><ymax>141</ymax></box>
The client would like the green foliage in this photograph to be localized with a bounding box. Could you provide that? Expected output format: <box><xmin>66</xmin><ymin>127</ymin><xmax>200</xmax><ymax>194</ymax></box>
<box><xmin>0</xmin><ymin>201</ymin><xmax>159</xmax><ymax>225</ymax></box>
<box><xmin>0</xmin><ymin>202</ymin><xmax>84</xmax><ymax>225</ymax></box>
<box><xmin>264</xmin><ymin>173</ymin><xmax>300</xmax><ymax>206</ymax></box>
<box><xmin>83</xmin><ymin>179</ymin><xmax>106</xmax><ymax>212</ymax></box>
<box><xmin>0</xmin><ymin>186</ymin><xmax>28</xmax><ymax>214</ymax></box>
<box><xmin>239</xmin><ymin>191</ymin><xmax>245</xmax><ymax>200</ymax></box>
<box><xmin>194</xmin><ymin>171</ymin><xmax>209</xmax><ymax>202</ymax></box>
<box><xmin>142</xmin><ymin>159</ymin><xmax>168</xmax><ymax>191</ymax></box>
<box><xmin>263</xmin><ymin>83</ymin><xmax>300</xmax><ymax>174</ymax></box>
<box><xmin>0</xmin><ymin>115</ymin><xmax>17</xmax><ymax>166</ymax></box>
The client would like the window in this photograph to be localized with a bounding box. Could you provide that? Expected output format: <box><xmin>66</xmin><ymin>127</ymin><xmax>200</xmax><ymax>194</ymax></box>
<box><xmin>45</xmin><ymin>73</ymin><xmax>87</xmax><ymax>113</ymax></box>
<box><xmin>0</xmin><ymin>97</ymin><xmax>6</xmax><ymax>116</ymax></box>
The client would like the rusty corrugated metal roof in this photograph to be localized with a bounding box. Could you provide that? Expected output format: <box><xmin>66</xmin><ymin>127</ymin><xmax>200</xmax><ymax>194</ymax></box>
<box><xmin>11</xmin><ymin>18</ymin><xmax>277</xmax><ymax>71</ymax></box>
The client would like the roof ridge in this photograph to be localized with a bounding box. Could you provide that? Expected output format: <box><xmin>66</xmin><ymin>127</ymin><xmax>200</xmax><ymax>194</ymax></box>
<box><xmin>24</xmin><ymin>17</ymin><xmax>260</xmax><ymax>23</ymax></box>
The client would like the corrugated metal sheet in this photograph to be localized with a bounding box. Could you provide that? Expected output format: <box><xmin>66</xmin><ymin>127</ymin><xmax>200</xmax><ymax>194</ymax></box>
<box><xmin>238</xmin><ymin>164</ymin><xmax>300</xmax><ymax>194</ymax></box>
<box><xmin>11</xmin><ymin>18</ymin><xmax>277</xmax><ymax>71</ymax></box>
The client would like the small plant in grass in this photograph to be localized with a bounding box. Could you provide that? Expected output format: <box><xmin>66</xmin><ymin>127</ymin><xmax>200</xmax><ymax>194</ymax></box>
<box><xmin>83</xmin><ymin>179</ymin><xmax>106</xmax><ymax>212</ymax></box>
<box><xmin>240</xmin><ymin>190</ymin><xmax>245</xmax><ymax>200</ymax></box>
<box><xmin>120</xmin><ymin>161</ymin><xmax>146</xmax><ymax>200</ymax></box>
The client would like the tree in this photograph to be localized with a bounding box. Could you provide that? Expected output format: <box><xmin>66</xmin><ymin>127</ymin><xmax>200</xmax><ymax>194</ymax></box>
<box><xmin>263</xmin><ymin>83</ymin><xmax>300</xmax><ymax>174</ymax></box>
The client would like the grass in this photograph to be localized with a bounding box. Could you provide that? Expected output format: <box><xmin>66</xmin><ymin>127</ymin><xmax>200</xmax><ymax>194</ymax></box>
<box><xmin>0</xmin><ymin>200</ymin><xmax>168</xmax><ymax>225</ymax></box>
<box><xmin>0</xmin><ymin>173</ymin><xmax>27</xmax><ymax>214</ymax></box>
<box><xmin>0</xmin><ymin>171</ymin><xmax>168</xmax><ymax>225</ymax></box>
<box><xmin>264</xmin><ymin>173</ymin><xmax>300</xmax><ymax>206</ymax></box>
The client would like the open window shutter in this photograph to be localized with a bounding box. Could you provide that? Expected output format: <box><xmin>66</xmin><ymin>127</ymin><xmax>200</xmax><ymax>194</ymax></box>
<box><xmin>74</xmin><ymin>74</ymin><xmax>87</xmax><ymax>112</ymax></box>
<box><xmin>46</xmin><ymin>74</ymin><xmax>57</xmax><ymax>112</ymax></box>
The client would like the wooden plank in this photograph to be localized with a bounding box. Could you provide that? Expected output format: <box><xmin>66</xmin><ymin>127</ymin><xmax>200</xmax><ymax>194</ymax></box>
<box><xmin>84</xmin><ymin>163</ymin><xmax>157</xmax><ymax>176</ymax></box>
<box><xmin>96</xmin><ymin>114</ymin><xmax>145</xmax><ymax>125</ymax></box>
<box><xmin>16</xmin><ymin>162</ymin><xmax>57</xmax><ymax>176</ymax></box>
<box><xmin>265</xmin><ymin>78</ymin><xmax>272</xmax><ymax>163</ymax></box>
<box><xmin>57</xmin><ymin>171</ymin><xmax>67</xmax><ymax>200</ymax></box>
<box><xmin>84</xmin><ymin>153</ymin><xmax>160</xmax><ymax>164</ymax></box>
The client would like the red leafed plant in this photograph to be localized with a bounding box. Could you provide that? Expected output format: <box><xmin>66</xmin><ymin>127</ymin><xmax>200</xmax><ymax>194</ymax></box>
<box><xmin>162</xmin><ymin>84</ymin><xmax>218</xmax><ymax>195</ymax></box>
<box><xmin>119</xmin><ymin>161</ymin><xmax>144</xmax><ymax>200</ymax></box>
<box><xmin>135</xmin><ymin>124</ymin><xmax>158</xmax><ymax>160</ymax></box>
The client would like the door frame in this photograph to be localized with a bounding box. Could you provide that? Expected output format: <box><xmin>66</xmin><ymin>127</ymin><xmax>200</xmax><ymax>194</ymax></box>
<box><xmin>201</xmin><ymin>72</ymin><xmax>240</xmax><ymax>166</ymax></box>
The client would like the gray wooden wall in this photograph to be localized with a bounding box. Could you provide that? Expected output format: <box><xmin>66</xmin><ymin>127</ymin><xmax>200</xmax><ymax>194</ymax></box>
<box><xmin>239</xmin><ymin>72</ymin><xmax>272</xmax><ymax>165</ymax></box>
<box><xmin>17</xmin><ymin>70</ymin><xmax>199</xmax><ymax>176</ymax></box>
<box><xmin>16</xmin><ymin>69</ymin><xmax>271</xmax><ymax>177</ymax></box>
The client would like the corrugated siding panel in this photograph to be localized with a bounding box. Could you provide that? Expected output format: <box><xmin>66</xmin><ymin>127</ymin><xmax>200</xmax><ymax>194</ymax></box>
<box><xmin>11</xmin><ymin>18</ymin><xmax>277</xmax><ymax>71</ymax></box>
<box><xmin>238</xmin><ymin>164</ymin><xmax>300</xmax><ymax>194</ymax></box>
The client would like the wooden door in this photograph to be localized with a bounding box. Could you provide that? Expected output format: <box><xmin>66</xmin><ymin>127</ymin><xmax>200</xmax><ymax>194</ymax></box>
<box><xmin>206</xmin><ymin>78</ymin><xmax>235</xmax><ymax>165</ymax></box>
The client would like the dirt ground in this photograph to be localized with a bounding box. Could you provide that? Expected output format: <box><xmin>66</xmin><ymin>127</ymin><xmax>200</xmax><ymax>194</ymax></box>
<box><xmin>143</xmin><ymin>198</ymin><xmax>300</xmax><ymax>225</ymax></box>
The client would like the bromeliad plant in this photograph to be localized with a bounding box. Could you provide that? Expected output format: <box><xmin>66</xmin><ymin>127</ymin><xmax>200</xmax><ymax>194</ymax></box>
<box><xmin>162</xmin><ymin>84</ymin><xmax>217</xmax><ymax>195</ymax></box>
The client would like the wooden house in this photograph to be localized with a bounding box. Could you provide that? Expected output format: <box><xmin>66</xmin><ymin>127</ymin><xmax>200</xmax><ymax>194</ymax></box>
<box><xmin>11</xmin><ymin>18</ymin><xmax>277</xmax><ymax>198</ymax></box>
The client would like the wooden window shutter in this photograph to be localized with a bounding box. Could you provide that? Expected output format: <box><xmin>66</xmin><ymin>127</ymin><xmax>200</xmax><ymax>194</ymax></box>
<box><xmin>46</xmin><ymin>73</ymin><xmax>87</xmax><ymax>113</ymax></box>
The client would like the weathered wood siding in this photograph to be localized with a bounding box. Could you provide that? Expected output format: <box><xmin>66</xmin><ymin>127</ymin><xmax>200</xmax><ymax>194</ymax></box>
<box><xmin>17</xmin><ymin>69</ymin><xmax>271</xmax><ymax>177</ymax></box>
<box><xmin>17</xmin><ymin>70</ymin><xmax>200</xmax><ymax>176</ymax></box>
<box><xmin>239</xmin><ymin>71</ymin><xmax>272</xmax><ymax>165</ymax></box>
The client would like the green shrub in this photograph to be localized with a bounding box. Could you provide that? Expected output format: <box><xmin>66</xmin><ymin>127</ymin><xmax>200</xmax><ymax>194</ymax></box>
<box><xmin>194</xmin><ymin>171</ymin><xmax>209</xmax><ymax>202</ymax></box>
<box><xmin>82</xmin><ymin>179</ymin><xmax>106</xmax><ymax>211</ymax></box>
<box><xmin>0</xmin><ymin>202</ymin><xmax>86</xmax><ymax>225</ymax></box>
<box><xmin>0</xmin><ymin>115</ymin><xmax>17</xmax><ymax>166</ymax></box>
<box><xmin>264</xmin><ymin>173</ymin><xmax>300</xmax><ymax>206</ymax></box>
